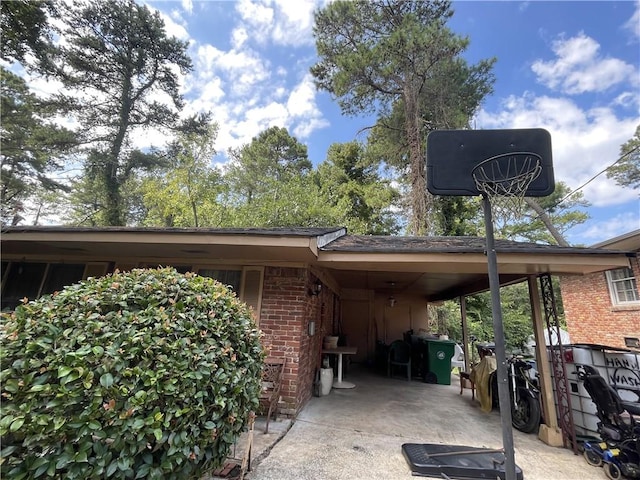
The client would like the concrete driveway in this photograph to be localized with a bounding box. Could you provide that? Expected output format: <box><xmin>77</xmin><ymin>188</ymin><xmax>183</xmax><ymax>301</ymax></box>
<box><xmin>244</xmin><ymin>366</ymin><xmax>603</xmax><ymax>480</ymax></box>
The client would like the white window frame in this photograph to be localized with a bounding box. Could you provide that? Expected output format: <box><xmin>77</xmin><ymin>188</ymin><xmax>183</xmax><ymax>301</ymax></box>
<box><xmin>605</xmin><ymin>267</ymin><xmax>640</xmax><ymax>306</ymax></box>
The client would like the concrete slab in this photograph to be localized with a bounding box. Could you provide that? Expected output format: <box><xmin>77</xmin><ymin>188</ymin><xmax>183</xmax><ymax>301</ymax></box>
<box><xmin>243</xmin><ymin>366</ymin><xmax>603</xmax><ymax>480</ymax></box>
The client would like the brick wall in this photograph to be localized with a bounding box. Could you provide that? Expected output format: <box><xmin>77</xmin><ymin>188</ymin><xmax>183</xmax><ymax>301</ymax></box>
<box><xmin>560</xmin><ymin>256</ymin><xmax>640</xmax><ymax>348</ymax></box>
<box><xmin>259</xmin><ymin>266</ymin><xmax>335</xmax><ymax>417</ymax></box>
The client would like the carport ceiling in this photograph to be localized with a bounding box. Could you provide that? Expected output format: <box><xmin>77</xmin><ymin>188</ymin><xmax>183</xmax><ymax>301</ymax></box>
<box><xmin>318</xmin><ymin>234</ymin><xmax>635</xmax><ymax>301</ymax></box>
<box><xmin>326</xmin><ymin>268</ymin><xmax>511</xmax><ymax>301</ymax></box>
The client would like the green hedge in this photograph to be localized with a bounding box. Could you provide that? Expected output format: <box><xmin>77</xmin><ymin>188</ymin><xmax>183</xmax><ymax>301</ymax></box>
<box><xmin>0</xmin><ymin>267</ymin><xmax>264</xmax><ymax>479</ymax></box>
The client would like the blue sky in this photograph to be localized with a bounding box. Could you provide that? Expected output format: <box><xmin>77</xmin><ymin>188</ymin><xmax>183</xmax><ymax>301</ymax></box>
<box><xmin>34</xmin><ymin>1</ymin><xmax>640</xmax><ymax>244</ymax></box>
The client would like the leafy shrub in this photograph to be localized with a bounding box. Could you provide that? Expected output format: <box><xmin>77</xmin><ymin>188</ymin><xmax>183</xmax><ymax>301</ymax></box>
<box><xmin>0</xmin><ymin>267</ymin><xmax>264</xmax><ymax>479</ymax></box>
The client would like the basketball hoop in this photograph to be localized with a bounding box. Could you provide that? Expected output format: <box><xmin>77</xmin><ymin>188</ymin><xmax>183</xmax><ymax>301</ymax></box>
<box><xmin>472</xmin><ymin>152</ymin><xmax>543</xmax><ymax>221</ymax></box>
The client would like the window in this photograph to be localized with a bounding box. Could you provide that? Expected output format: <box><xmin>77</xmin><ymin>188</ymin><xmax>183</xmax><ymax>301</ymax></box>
<box><xmin>198</xmin><ymin>268</ymin><xmax>242</xmax><ymax>292</ymax></box>
<box><xmin>2</xmin><ymin>263</ymin><xmax>47</xmax><ymax>310</ymax></box>
<box><xmin>41</xmin><ymin>264</ymin><xmax>86</xmax><ymax>295</ymax></box>
<box><xmin>196</xmin><ymin>267</ymin><xmax>264</xmax><ymax>323</ymax></box>
<box><xmin>1</xmin><ymin>262</ymin><xmax>104</xmax><ymax>311</ymax></box>
<box><xmin>606</xmin><ymin>268</ymin><xmax>640</xmax><ymax>305</ymax></box>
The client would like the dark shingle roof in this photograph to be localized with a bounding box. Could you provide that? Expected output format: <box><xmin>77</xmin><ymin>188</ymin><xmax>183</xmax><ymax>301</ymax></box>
<box><xmin>321</xmin><ymin>235</ymin><xmax>632</xmax><ymax>255</ymax></box>
<box><xmin>1</xmin><ymin>226</ymin><xmax>345</xmax><ymax>237</ymax></box>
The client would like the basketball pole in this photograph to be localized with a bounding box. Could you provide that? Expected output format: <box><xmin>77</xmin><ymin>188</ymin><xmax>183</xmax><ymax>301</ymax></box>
<box><xmin>482</xmin><ymin>194</ymin><xmax>517</xmax><ymax>480</ymax></box>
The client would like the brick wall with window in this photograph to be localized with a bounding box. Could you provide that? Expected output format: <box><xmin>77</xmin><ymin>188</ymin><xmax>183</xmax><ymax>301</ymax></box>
<box><xmin>560</xmin><ymin>256</ymin><xmax>640</xmax><ymax>348</ymax></box>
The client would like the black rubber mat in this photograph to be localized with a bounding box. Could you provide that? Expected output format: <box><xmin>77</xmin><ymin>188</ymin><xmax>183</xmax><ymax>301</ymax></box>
<box><xmin>402</xmin><ymin>443</ymin><xmax>524</xmax><ymax>479</ymax></box>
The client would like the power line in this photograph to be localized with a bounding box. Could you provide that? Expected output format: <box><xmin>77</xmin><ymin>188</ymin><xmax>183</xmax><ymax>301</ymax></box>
<box><xmin>553</xmin><ymin>144</ymin><xmax>639</xmax><ymax>207</ymax></box>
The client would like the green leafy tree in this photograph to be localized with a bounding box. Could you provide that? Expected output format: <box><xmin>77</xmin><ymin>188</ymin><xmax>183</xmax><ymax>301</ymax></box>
<box><xmin>45</xmin><ymin>0</ymin><xmax>193</xmax><ymax>226</ymax></box>
<box><xmin>226</xmin><ymin>126</ymin><xmax>311</xmax><ymax>205</ymax></box>
<box><xmin>223</xmin><ymin>126</ymin><xmax>325</xmax><ymax>227</ymax></box>
<box><xmin>0</xmin><ymin>67</ymin><xmax>77</xmax><ymax>225</ymax></box>
<box><xmin>226</xmin><ymin>174</ymin><xmax>338</xmax><ymax>228</ymax></box>
<box><xmin>317</xmin><ymin>141</ymin><xmax>400</xmax><ymax>234</ymax></box>
<box><xmin>311</xmin><ymin>0</ymin><xmax>495</xmax><ymax>234</ymax></box>
<box><xmin>60</xmin><ymin>165</ymin><xmax>146</xmax><ymax>227</ymax></box>
<box><xmin>608</xmin><ymin>124</ymin><xmax>640</xmax><ymax>189</ymax></box>
<box><xmin>141</xmin><ymin>120</ymin><xmax>226</xmax><ymax>227</ymax></box>
<box><xmin>496</xmin><ymin>182</ymin><xmax>589</xmax><ymax>246</ymax></box>
<box><xmin>435</xmin><ymin>196</ymin><xmax>482</xmax><ymax>236</ymax></box>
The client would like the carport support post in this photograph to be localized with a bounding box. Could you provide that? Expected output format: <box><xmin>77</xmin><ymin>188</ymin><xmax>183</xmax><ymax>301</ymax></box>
<box><xmin>482</xmin><ymin>195</ymin><xmax>517</xmax><ymax>480</ymax></box>
<box><xmin>528</xmin><ymin>276</ymin><xmax>563</xmax><ymax>446</ymax></box>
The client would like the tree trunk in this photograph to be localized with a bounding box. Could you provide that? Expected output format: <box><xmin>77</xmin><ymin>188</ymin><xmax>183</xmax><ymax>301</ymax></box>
<box><xmin>524</xmin><ymin>197</ymin><xmax>570</xmax><ymax>246</ymax></box>
<box><xmin>404</xmin><ymin>83</ymin><xmax>431</xmax><ymax>236</ymax></box>
<box><xmin>104</xmin><ymin>56</ymin><xmax>134</xmax><ymax>226</ymax></box>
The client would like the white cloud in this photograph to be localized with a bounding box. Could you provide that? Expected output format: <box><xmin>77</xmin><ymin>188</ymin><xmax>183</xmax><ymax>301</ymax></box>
<box><xmin>577</xmin><ymin>211</ymin><xmax>640</xmax><ymax>244</ymax></box>
<box><xmin>271</xmin><ymin>0</ymin><xmax>317</xmax><ymax>46</ymax></box>
<box><xmin>231</xmin><ymin>27</ymin><xmax>249</xmax><ymax>49</ymax></box>
<box><xmin>286</xmin><ymin>74</ymin><xmax>318</xmax><ymax>117</ymax></box>
<box><xmin>531</xmin><ymin>33</ymin><xmax>637</xmax><ymax>94</ymax></box>
<box><xmin>155</xmin><ymin>8</ymin><xmax>190</xmax><ymax>41</ymax></box>
<box><xmin>193</xmin><ymin>44</ymin><xmax>270</xmax><ymax>96</ymax></box>
<box><xmin>476</xmin><ymin>94</ymin><xmax>639</xmax><ymax>207</ymax></box>
<box><xmin>624</xmin><ymin>1</ymin><xmax>640</xmax><ymax>39</ymax></box>
<box><xmin>286</xmin><ymin>74</ymin><xmax>329</xmax><ymax>137</ymax></box>
<box><xmin>235</xmin><ymin>0</ymin><xmax>320</xmax><ymax>47</ymax></box>
<box><xmin>235</xmin><ymin>0</ymin><xmax>274</xmax><ymax>44</ymax></box>
<box><xmin>181</xmin><ymin>0</ymin><xmax>193</xmax><ymax>15</ymax></box>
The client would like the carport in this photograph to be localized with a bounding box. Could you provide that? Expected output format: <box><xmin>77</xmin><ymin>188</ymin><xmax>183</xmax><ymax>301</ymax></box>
<box><xmin>314</xmin><ymin>234</ymin><xmax>634</xmax><ymax>448</ymax></box>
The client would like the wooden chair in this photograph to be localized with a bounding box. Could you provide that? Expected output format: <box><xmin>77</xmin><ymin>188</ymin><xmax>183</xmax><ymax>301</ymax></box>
<box><xmin>459</xmin><ymin>371</ymin><xmax>475</xmax><ymax>400</ymax></box>
<box><xmin>212</xmin><ymin>412</ymin><xmax>255</xmax><ymax>480</ymax></box>
<box><xmin>259</xmin><ymin>357</ymin><xmax>286</xmax><ymax>434</ymax></box>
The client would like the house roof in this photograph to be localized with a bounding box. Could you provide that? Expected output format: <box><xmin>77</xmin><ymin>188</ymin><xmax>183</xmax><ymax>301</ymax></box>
<box><xmin>1</xmin><ymin>226</ymin><xmax>634</xmax><ymax>302</ymax></box>
<box><xmin>321</xmin><ymin>234</ymin><xmax>625</xmax><ymax>255</ymax></box>
<box><xmin>590</xmin><ymin>229</ymin><xmax>640</xmax><ymax>252</ymax></box>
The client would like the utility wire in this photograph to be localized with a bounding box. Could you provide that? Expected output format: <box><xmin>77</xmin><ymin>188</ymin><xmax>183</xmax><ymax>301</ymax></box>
<box><xmin>553</xmin><ymin>144</ymin><xmax>639</xmax><ymax>207</ymax></box>
<box><xmin>518</xmin><ymin>144</ymin><xmax>638</xmax><ymax>233</ymax></box>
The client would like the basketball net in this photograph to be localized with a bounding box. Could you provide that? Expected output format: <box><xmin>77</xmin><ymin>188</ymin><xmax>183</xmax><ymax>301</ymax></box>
<box><xmin>472</xmin><ymin>153</ymin><xmax>543</xmax><ymax>226</ymax></box>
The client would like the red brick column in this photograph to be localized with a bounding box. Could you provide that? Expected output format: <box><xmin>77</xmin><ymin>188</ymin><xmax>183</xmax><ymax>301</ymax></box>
<box><xmin>260</xmin><ymin>267</ymin><xmax>336</xmax><ymax>416</ymax></box>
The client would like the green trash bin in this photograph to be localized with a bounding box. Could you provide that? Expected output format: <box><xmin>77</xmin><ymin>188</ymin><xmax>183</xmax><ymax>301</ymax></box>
<box><xmin>425</xmin><ymin>339</ymin><xmax>456</xmax><ymax>385</ymax></box>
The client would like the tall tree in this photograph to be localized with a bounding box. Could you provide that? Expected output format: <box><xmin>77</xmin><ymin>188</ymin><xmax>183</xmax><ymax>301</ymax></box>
<box><xmin>317</xmin><ymin>141</ymin><xmax>400</xmax><ymax>234</ymax></box>
<box><xmin>223</xmin><ymin>126</ymin><xmax>363</xmax><ymax>228</ymax></box>
<box><xmin>607</xmin><ymin>124</ymin><xmax>640</xmax><ymax>190</ymax></box>
<box><xmin>311</xmin><ymin>0</ymin><xmax>495</xmax><ymax>235</ymax></box>
<box><xmin>0</xmin><ymin>67</ymin><xmax>77</xmax><ymax>225</ymax></box>
<box><xmin>45</xmin><ymin>0</ymin><xmax>192</xmax><ymax>225</ymax></box>
<box><xmin>141</xmin><ymin>120</ymin><xmax>225</xmax><ymax>227</ymax></box>
<box><xmin>226</xmin><ymin>126</ymin><xmax>311</xmax><ymax>205</ymax></box>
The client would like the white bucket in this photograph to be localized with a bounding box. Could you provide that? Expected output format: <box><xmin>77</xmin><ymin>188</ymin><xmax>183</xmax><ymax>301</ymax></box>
<box><xmin>320</xmin><ymin>368</ymin><xmax>334</xmax><ymax>396</ymax></box>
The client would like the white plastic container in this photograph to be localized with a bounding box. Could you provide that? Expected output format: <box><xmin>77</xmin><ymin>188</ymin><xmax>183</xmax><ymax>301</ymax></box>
<box><xmin>548</xmin><ymin>344</ymin><xmax>640</xmax><ymax>436</ymax></box>
<box><xmin>320</xmin><ymin>368</ymin><xmax>334</xmax><ymax>396</ymax></box>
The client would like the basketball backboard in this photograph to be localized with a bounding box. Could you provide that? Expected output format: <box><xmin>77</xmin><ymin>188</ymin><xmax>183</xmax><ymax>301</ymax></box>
<box><xmin>426</xmin><ymin>128</ymin><xmax>554</xmax><ymax>197</ymax></box>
